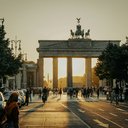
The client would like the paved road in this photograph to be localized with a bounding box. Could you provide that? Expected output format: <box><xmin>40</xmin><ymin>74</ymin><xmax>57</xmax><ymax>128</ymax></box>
<box><xmin>19</xmin><ymin>94</ymin><xmax>128</xmax><ymax>128</ymax></box>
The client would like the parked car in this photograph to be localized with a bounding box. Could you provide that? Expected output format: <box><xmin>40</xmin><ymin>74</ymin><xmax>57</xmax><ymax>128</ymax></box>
<box><xmin>0</xmin><ymin>92</ymin><xmax>7</xmax><ymax>128</ymax></box>
<box><xmin>17</xmin><ymin>90</ymin><xmax>26</xmax><ymax>106</ymax></box>
<box><xmin>3</xmin><ymin>91</ymin><xmax>22</xmax><ymax>108</ymax></box>
<box><xmin>3</xmin><ymin>91</ymin><xmax>12</xmax><ymax>102</ymax></box>
<box><xmin>0</xmin><ymin>92</ymin><xmax>6</xmax><ymax>115</ymax></box>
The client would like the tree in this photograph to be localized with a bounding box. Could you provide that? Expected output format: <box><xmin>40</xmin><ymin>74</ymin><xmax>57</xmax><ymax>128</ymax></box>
<box><xmin>0</xmin><ymin>19</ymin><xmax>22</xmax><ymax>84</ymax></box>
<box><xmin>95</xmin><ymin>42</ymin><xmax>128</xmax><ymax>86</ymax></box>
<box><xmin>120</xmin><ymin>44</ymin><xmax>128</xmax><ymax>83</ymax></box>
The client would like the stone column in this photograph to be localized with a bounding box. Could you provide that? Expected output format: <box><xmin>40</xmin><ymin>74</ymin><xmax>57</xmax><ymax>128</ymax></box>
<box><xmin>33</xmin><ymin>69</ymin><xmax>37</xmax><ymax>87</ymax></box>
<box><xmin>37</xmin><ymin>58</ymin><xmax>44</xmax><ymax>87</ymax></box>
<box><xmin>16</xmin><ymin>71</ymin><xmax>22</xmax><ymax>89</ymax></box>
<box><xmin>67</xmin><ymin>57</ymin><xmax>72</xmax><ymax>87</ymax></box>
<box><xmin>85</xmin><ymin>58</ymin><xmax>92</xmax><ymax>87</ymax></box>
<box><xmin>53</xmin><ymin>57</ymin><xmax>58</xmax><ymax>88</ymax></box>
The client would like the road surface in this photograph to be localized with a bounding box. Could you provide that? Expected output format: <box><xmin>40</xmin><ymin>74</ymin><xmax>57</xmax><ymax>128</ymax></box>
<box><xmin>19</xmin><ymin>94</ymin><xmax>128</xmax><ymax>128</ymax></box>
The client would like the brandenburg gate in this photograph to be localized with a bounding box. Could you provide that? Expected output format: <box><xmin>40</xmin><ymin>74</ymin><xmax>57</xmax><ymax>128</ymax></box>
<box><xmin>37</xmin><ymin>19</ymin><xmax>120</xmax><ymax>88</ymax></box>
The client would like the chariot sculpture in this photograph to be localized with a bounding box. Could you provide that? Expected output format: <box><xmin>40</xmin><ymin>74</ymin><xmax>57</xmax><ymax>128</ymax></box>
<box><xmin>70</xmin><ymin>18</ymin><xmax>91</xmax><ymax>39</ymax></box>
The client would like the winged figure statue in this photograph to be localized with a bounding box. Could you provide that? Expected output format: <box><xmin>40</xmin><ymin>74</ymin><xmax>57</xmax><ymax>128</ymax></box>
<box><xmin>76</xmin><ymin>18</ymin><xmax>81</xmax><ymax>24</ymax></box>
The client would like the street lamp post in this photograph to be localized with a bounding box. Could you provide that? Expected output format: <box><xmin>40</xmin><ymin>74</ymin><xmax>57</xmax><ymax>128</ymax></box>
<box><xmin>125</xmin><ymin>37</ymin><xmax>128</xmax><ymax>84</ymax></box>
<box><xmin>0</xmin><ymin>18</ymin><xmax>4</xmax><ymax>87</ymax></box>
<box><xmin>11</xmin><ymin>36</ymin><xmax>22</xmax><ymax>89</ymax></box>
<box><xmin>11</xmin><ymin>36</ymin><xmax>21</xmax><ymax>56</ymax></box>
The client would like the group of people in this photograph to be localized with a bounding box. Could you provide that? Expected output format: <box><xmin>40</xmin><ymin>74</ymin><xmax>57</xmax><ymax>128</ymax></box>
<box><xmin>110</xmin><ymin>84</ymin><xmax>128</xmax><ymax>105</ymax></box>
<box><xmin>50</xmin><ymin>88</ymin><xmax>62</xmax><ymax>98</ymax></box>
<box><xmin>81</xmin><ymin>87</ymin><xmax>95</xmax><ymax>98</ymax></box>
<box><xmin>41</xmin><ymin>87</ymin><xmax>63</xmax><ymax>101</ymax></box>
<box><xmin>60</xmin><ymin>86</ymin><xmax>100</xmax><ymax>99</ymax></box>
<box><xmin>1</xmin><ymin>83</ymin><xmax>127</xmax><ymax>128</ymax></box>
<box><xmin>67</xmin><ymin>87</ymin><xmax>79</xmax><ymax>99</ymax></box>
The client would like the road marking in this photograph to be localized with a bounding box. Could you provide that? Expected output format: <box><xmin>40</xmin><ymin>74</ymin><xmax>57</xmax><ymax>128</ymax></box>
<box><xmin>80</xmin><ymin>102</ymin><xmax>124</xmax><ymax>128</ymax></box>
<box><xmin>119</xmin><ymin>104</ymin><xmax>128</xmax><ymax>108</ymax></box>
<box><xmin>99</xmin><ymin>108</ymin><xmax>104</xmax><ymax>111</ymax></box>
<box><xmin>20</xmin><ymin>109</ymin><xmax>31</xmax><ymax>112</ymax></box>
<box><xmin>94</xmin><ymin>119</ymin><xmax>109</xmax><ymax>128</ymax></box>
<box><xmin>116</xmin><ymin>108</ymin><xmax>125</xmax><ymax>112</ymax></box>
<box><xmin>109</xmin><ymin>113</ymin><xmax>118</xmax><ymax>117</ymax></box>
<box><xmin>78</xmin><ymin>109</ymin><xmax>85</xmax><ymax>113</ymax></box>
<box><xmin>42</xmin><ymin>108</ymin><xmax>56</xmax><ymax>111</ymax></box>
<box><xmin>123</xmin><ymin>112</ymin><xmax>128</xmax><ymax>115</ymax></box>
<box><xmin>94</xmin><ymin>113</ymin><xmax>124</xmax><ymax>128</ymax></box>
<box><xmin>61</xmin><ymin>103</ymin><xmax>91</xmax><ymax>128</ymax></box>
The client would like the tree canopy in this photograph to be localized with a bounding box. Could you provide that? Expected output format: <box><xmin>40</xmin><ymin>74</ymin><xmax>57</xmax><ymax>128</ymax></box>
<box><xmin>95</xmin><ymin>42</ymin><xmax>128</xmax><ymax>83</ymax></box>
<box><xmin>0</xmin><ymin>21</ymin><xmax>22</xmax><ymax>79</ymax></box>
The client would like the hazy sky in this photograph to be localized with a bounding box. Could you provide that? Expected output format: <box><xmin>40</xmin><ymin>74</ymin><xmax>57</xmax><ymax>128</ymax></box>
<box><xmin>0</xmin><ymin>0</ymin><xmax>128</xmax><ymax>79</ymax></box>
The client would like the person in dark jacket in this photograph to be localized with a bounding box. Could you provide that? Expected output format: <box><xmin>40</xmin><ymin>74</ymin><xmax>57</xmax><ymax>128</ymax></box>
<box><xmin>114</xmin><ymin>83</ymin><xmax>120</xmax><ymax>105</ymax></box>
<box><xmin>42</xmin><ymin>87</ymin><xmax>48</xmax><ymax>103</ymax></box>
<box><xmin>59</xmin><ymin>88</ymin><xmax>62</xmax><ymax>98</ymax></box>
<box><xmin>5</xmin><ymin>92</ymin><xmax>19</xmax><ymax>128</ymax></box>
<box><xmin>25</xmin><ymin>89</ymin><xmax>30</xmax><ymax>106</ymax></box>
<box><xmin>96</xmin><ymin>88</ymin><xmax>100</xmax><ymax>99</ymax></box>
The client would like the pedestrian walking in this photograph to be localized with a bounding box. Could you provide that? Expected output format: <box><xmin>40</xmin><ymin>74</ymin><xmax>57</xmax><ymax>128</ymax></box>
<box><xmin>25</xmin><ymin>89</ymin><xmax>30</xmax><ymax>106</ymax></box>
<box><xmin>59</xmin><ymin>88</ymin><xmax>62</xmax><ymax>98</ymax></box>
<box><xmin>124</xmin><ymin>87</ymin><xmax>128</xmax><ymax>102</ymax></box>
<box><xmin>69</xmin><ymin>88</ymin><xmax>73</xmax><ymax>99</ymax></box>
<box><xmin>29</xmin><ymin>89</ymin><xmax>32</xmax><ymax>102</ymax></box>
<box><xmin>96</xmin><ymin>88</ymin><xmax>100</xmax><ymax>99</ymax></box>
<box><xmin>119</xmin><ymin>86</ymin><xmax>123</xmax><ymax>101</ymax></box>
<box><xmin>86</xmin><ymin>87</ymin><xmax>90</xmax><ymax>98</ymax></box>
<box><xmin>83</xmin><ymin>88</ymin><xmax>87</xmax><ymax>98</ymax></box>
<box><xmin>42</xmin><ymin>86</ymin><xmax>48</xmax><ymax>103</ymax></box>
<box><xmin>110</xmin><ymin>88</ymin><xmax>115</xmax><ymax>103</ymax></box>
<box><xmin>5</xmin><ymin>92</ymin><xmax>20</xmax><ymax>128</ymax></box>
<box><xmin>75</xmin><ymin>88</ymin><xmax>79</xmax><ymax>98</ymax></box>
<box><xmin>114</xmin><ymin>82</ymin><xmax>119</xmax><ymax>105</ymax></box>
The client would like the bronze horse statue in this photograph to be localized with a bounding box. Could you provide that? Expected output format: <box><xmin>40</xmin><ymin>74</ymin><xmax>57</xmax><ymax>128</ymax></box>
<box><xmin>70</xmin><ymin>29</ymin><xmax>75</xmax><ymax>38</ymax></box>
<box><xmin>85</xmin><ymin>29</ymin><xmax>90</xmax><ymax>38</ymax></box>
<box><xmin>75</xmin><ymin>24</ymin><xmax>85</xmax><ymax>38</ymax></box>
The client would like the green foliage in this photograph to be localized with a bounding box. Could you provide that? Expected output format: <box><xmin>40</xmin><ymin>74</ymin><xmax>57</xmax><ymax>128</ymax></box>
<box><xmin>95</xmin><ymin>43</ymin><xmax>128</xmax><ymax>83</ymax></box>
<box><xmin>0</xmin><ymin>24</ymin><xmax>22</xmax><ymax>78</ymax></box>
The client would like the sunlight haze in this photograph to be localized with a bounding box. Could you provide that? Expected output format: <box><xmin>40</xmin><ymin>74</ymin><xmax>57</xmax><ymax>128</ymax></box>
<box><xmin>0</xmin><ymin>0</ymin><xmax>128</xmax><ymax>79</ymax></box>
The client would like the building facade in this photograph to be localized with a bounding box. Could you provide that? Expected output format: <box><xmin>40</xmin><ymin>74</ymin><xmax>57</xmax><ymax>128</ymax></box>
<box><xmin>5</xmin><ymin>61</ymin><xmax>37</xmax><ymax>90</ymax></box>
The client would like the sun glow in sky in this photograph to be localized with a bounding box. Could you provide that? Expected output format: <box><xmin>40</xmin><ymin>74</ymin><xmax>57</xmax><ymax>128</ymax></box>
<box><xmin>44</xmin><ymin>58</ymin><xmax>97</xmax><ymax>79</ymax></box>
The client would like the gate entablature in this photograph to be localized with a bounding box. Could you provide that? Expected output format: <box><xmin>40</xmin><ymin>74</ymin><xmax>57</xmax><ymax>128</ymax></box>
<box><xmin>37</xmin><ymin>40</ymin><xmax>120</xmax><ymax>58</ymax></box>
